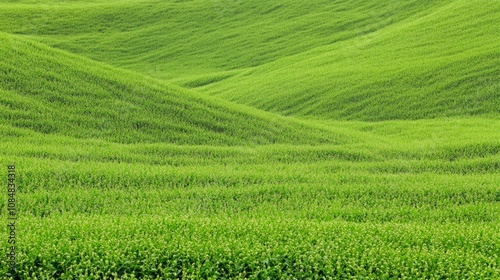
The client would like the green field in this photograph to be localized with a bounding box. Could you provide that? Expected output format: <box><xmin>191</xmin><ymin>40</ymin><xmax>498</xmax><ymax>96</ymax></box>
<box><xmin>0</xmin><ymin>0</ymin><xmax>499</xmax><ymax>278</ymax></box>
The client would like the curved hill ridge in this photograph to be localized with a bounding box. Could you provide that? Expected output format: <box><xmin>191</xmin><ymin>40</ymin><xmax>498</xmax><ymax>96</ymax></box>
<box><xmin>0</xmin><ymin>32</ymin><xmax>346</xmax><ymax>145</ymax></box>
<box><xmin>0</xmin><ymin>2</ymin><xmax>500</xmax><ymax>278</ymax></box>
<box><xmin>0</xmin><ymin>0</ymin><xmax>497</xmax><ymax>124</ymax></box>
<box><xmin>0</xmin><ymin>0</ymin><xmax>449</xmax><ymax>80</ymax></box>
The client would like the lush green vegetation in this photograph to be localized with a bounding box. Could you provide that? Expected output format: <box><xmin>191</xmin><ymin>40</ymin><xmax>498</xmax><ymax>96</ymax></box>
<box><xmin>0</xmin><ymin>32</ymin><xmax>341</xmax><ymax>145</ymax></box>
<box><xmin>0</xmin><ymin>0</ymin><xmax>452</xmax><ymax>80</ymax></box>
<box><xmin>202</xmin><ymin>0</ymin><xmax>500</xmax><ymax>120</ymax></box>
<box><xmin>0</xmin><ymin>0</ymin><xmax>499</xmax><ymax>278</ymax></box>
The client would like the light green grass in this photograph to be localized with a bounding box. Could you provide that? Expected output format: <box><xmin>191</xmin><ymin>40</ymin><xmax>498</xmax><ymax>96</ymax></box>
<box><xmin>1</xmin><ymin>0</ymin><xmax>497</xmax><ymax>120</ymax></box>
<box><xmin>0</xmin><ymin>32</ymin><xmax>346</xmax><ymax>145</ymax></box>
<box><xmin>202</xmin><ymin>0</ymin><xmax>500</xmax><ymax>120</ymax></box>
<box><xmin>0</xmin><ymin>0</ymin><xmax>499</xmax><ymax>278</ymax></box>
<box><xmin>1</xmin><ymin>117</ymin><xmax>500</xmax><ymax>278</ymax></box>
<box><xmin>0</xmin><ymin>0</ymin><xmax>449</xmax><ymax>80</ymax></box>
<box><xmin>1</xmin><ymin>121</ymin><xmax>500</xmax><ymax>277</ymax></box>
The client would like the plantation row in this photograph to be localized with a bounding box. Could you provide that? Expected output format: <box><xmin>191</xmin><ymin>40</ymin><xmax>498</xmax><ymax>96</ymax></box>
<box><xmin>1</xmin><ymin>137</ymin><xmax>499</xmax><ymax>278</ymax></box>
<box><xmin>0</xmin><ymin>126</ymin><xmax>498</xmax><ymax>277</ymax></box>
<box><xmin>3</xmin><ymin>176</ymin><xmax>499</xmax><ymax>222</ymax></box>
<box><xmin>2</xmin><ymin>124</ymin><xmax>500</xmax><ymax>163</ymax></box>
<box><xmin>1</xmin><ymin>114</ymin><xmax>499</xmax><ymax>278</ymax></box>
<box><xmin>1</xmin><ymin>216</ymin><xmax>499</xmax><ymax>279</ymax></box>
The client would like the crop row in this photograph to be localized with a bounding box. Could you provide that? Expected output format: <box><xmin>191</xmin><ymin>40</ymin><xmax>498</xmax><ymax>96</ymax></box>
<box><xmin>1</xmin><ymin>216</ymin><xmax>498</xmax><ymax>279</ymax></box>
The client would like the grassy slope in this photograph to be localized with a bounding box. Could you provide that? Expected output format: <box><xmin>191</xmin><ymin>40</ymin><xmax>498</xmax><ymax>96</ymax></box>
<box><xmin>0</xmin><ymin>0</ymin><xmax>449</xmax><ymax>80</ymax></box>
<box><xmin>1</xmin><ymin>118</ymin><xmax>500</xmax><ymax>277</ymax></box>
<box><xmin>1</xmin><ymin>0</ymin><xmax>496</xmax><ymax>121</ymax></box>
<box><xmin>0</xmin><ymin>0</ymin><xmax>499</xmax><ymax>278</ymax></box>
<box><xmin>0</xmin><ymin>32</ymin><xmax>349</xmax><ymax>145</ymax></box>
<box><xmin>202</xmin><ymin>0</ymin><xmax>500</xmax><ymax>120</ymax></box>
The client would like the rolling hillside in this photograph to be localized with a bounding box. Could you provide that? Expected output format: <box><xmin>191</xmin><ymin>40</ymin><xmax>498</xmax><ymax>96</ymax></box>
<box><xmin>0</xmin><ymin>0</ymin><xmax>499</xmax><ymax>278</ymax></box>
<box><xmin>1</xmin><ymin>0</ymin><xmax>497</xmax><ymax>121</ymax></box>
<box><xmin>0</xmin><ymin>32</ymin><xmax>346</xmax><ymax>145</ymax></box>
<box><xmin>0</xmin><ymin>0</ymin><xmax>450</xmax><ymax>80</ymax></box>
<box><xmin>201</xmin><ymin>0</ymin><xmax>500</xmax><ymax>120</ymax></box>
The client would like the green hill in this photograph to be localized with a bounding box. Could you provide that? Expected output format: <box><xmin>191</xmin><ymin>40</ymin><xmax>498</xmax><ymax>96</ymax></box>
<box><xmin>0</xmin><ymin>0</ymin><xmax>449</xmax><ymax>80</ymax></box>
<box><xmin>202</xmin><ymin>0</ymin><xmax>500</xmax><ymax>120</ymax></box>
<box><xmin>1</xmin><ymin>0</ymin><xmax>497</xmax><ymax>121</ymax></box>
<box><xmin>0</xmin><ymin>0</ymin><xmax>499</xmax><ymax>278</ymax></box>
<box><xmin>0</xmin><ymin>32</ymin><xmax>346</xmax><ymax>145</ymax></box>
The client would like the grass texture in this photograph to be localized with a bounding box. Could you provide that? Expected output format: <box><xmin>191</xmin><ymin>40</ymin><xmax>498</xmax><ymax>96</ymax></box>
<box><xmin>0</xmin><ymin>0</ymin><xmax>499</xmax><ymax>278</ymax></box>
